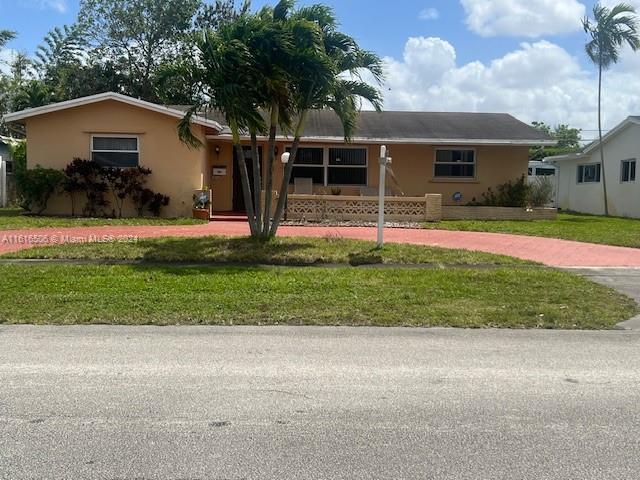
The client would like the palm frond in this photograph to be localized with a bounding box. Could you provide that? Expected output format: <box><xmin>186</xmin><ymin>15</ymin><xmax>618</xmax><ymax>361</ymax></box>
<box><xmin>294</xmin><ymin>4</ymin><xmax>336</xmax><ymax>29</ymax></box>
<box><xmin>273</xmin><ymin>0</ymin><xmax>295</xmax><ymax>21</ymax></box>
<box><xmin>583</xmin><ymin>2</ymin><xmax>640</xmax><ymax>68</ymax></box>
<box><xmin>0</xmin><ymin>30</ymin><xmax>16</xmax><ymax>49</ymax></box>
<box><xmin>178</xmin><ymin>107</ymin><xmax>204</xmax><ymax>150</ymax></box>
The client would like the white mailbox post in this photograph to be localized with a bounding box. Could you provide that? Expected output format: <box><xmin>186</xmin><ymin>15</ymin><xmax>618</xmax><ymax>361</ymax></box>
<box><xmin>377</xmin><ymin>146</ymin><xmax>392</xmax><ymax>248</ymax></box>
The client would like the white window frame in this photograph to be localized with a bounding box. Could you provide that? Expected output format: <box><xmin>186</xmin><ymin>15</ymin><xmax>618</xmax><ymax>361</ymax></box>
<box><xmin>577</xmin><ymin>163</ymin><xmax>601</xmax><ymax>184</ymax></box>
<box><xmin>90</xmin><ymin>134</ymin><xmax>140</xmax><ymax>168</ymax></box>
<box><xmin>289</xmin><ymin>145</ymin><xmax>369</xmax><ymax>187</ymax></box>
<box><xmin>433</xmin><ymin>148</ymin><xmax>477</xmax><ymax>180</ymax></box>
<box><xmin>621</xmin><ymin>159</ymin><xmax>636</xmax><ymax>183</ymax></box>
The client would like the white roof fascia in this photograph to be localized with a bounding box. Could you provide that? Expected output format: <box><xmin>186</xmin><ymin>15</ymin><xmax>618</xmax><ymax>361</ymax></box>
<box><xmin>2</xmin><ymin>92</ymin><xmax>223</xmax><ymax>132</ymax></box>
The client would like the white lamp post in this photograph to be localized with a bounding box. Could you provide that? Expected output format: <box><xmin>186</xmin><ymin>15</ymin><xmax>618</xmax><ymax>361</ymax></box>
<box><xmin>378</xmin><ymin>145</ymin><xmax>391</xmax><ymax>247</ymax></box>
<box><xmin>281</xmin><ymin>152</ymin><xmax>291</xmax><ymax>164</ymax></box>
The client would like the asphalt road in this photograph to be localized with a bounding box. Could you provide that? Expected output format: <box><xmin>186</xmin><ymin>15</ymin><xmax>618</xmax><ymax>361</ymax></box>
<box><xmin>1</xmin><ymin>326</ymin><xmax>640</xmax><ymax>480</ymax></box>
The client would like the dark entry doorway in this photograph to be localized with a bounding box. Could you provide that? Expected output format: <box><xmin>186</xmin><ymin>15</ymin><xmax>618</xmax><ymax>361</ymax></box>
<box><xmin>233</xmin><ymin>146</ymin><xmax>262</xmax><ymax>212</ymax></box>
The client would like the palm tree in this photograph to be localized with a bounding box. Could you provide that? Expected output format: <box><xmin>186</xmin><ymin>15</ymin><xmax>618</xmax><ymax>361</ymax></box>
<box><xmin>0</xmin><ymin>30</ymin><xmax>15</xmax><ymax>50</ymax></box>
<box><xmin>269</xmin><ymin>4</ymin><xmax>383</xmax><ymax>235</ymax></box>
<box><xmin>583</xmin><ymin>3</ymin><xmax>640</xmax><ymax>216</ymax></box>
<box><xmin>179</xmin><ymin>7</ymin><xmax>292</xmax><ymax>236</ymax></box>
<box><xmin>179</xmin><ymin>0</ymin><xmax>383</xmax><ymax>238</ymax></box>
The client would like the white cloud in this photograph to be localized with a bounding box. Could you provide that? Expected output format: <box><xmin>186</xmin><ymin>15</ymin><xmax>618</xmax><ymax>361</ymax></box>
<box><xmin>419</xmin><ymin>7</ymin><xmax>439</xmax><ymax>21</ymax></box>
<box><xmin>600</xmin><ymin>0</ymin><xmax>640</xmax><ymax>9</ymax></box>
<box><xmin>18</xmin><ymin>0</ymin><xmax>67</xmax><ymax>13</ymax></box>
<box><xmin>460</xmin><ymin>0</ymin><xmax>586</xmax><ymax>37</ymax></box>
<box><xmin>371</xmin><ymin>36</ymin><xmax>640</xmax><ymax>133</ymax></box>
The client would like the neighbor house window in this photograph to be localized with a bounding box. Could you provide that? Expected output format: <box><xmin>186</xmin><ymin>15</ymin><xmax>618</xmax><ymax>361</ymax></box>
<box><xmin>5</xmin><ymin>160</ymin><xmax>12</xmax><ymax>174</ymax></box>
<box><xmin>289</xmin><ymin>146</ymin><xmax>368</xmax><ymax>186</ymax></box>
<box><xmin>434</xmin><ymin>149</ymin><xmax>475</xmax><ymax>178</ymax></box>
<box><xmin>535</xmin><ymin>167</ymin><xmax>555</xmax><ymax>176</ymax></box>
<box><xmin>577</xmin><ymin>163</ymin><xmax>601</xmax><ymax>184</ymax></box>
<box><xmin>91</xmin><ymin>136</ymin><xmax>139</xmax><ymax>168</ymax></box>
<box><xmin>621</xmin><ymin>159</ymin><xmax>636</xmax><ymax>183</ymax></box>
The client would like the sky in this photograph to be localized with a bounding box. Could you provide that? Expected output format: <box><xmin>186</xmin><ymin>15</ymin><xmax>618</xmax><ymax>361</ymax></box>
<box><xmin>2</xmin><ymin>0</ymin><xmax>640</xmax><ymax>137</ymax></box>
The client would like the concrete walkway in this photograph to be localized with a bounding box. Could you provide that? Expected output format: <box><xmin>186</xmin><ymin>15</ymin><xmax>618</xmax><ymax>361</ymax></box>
<box><xmin>564</xmin><ymin>267</ymin><xmax>640</xmax><ymax>330</ymax></box>
<box><xmin>1</xmin><ymin>221</ymin><xmax>640</xmax><ymax>267</ymax></box>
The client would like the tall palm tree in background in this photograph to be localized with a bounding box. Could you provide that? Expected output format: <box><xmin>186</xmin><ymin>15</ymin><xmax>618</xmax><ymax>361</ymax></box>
<box><xmin>583</xmin><ymin>3</ymin><xmax>640</xmax><ymax>216</ymax></box>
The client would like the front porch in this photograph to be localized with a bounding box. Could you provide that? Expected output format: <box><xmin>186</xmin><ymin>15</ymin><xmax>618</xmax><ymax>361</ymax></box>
<box><xmin>285</xmin><ymin>193</ymin><xmax>443</xmax><ymax>223</ymax></box>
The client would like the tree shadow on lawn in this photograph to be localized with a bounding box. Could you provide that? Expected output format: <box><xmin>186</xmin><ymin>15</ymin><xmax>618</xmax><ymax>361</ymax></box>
<box><xmin>135</xmin><ymin>236</ymin><xmax>382</xmax><ymax>266</ymax></box>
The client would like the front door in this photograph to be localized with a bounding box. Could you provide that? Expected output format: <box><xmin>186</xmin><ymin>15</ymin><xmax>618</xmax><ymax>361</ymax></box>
<box><xmin>233</xmin><ymin>146</ymin><xmax>262</xmax><ymax>212</ymax></box>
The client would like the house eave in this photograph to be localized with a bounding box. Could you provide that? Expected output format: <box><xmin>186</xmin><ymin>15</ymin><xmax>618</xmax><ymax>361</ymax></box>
<box><xmin>543</xmin><ymin>153</ymin><xmax>585</xmax><ymax>162</ymax></box>
<box><xmin>2</xmin><ymin>92</ymin><xmax>224</xmax><ymax>132</ymax></box>
<box><xmin>582</xmin><ymin>116</ymin><xmax>640</xmax><ymax>155</ymax></box>
<box><xmin>206</xmin><ymin>133</ymin><xmax>554</xmax><ymax>147</ymax></box>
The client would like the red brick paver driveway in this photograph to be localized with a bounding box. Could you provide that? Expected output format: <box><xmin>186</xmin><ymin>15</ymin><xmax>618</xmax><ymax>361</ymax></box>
<box><xmin>1</xmin><ymin>221</ymin><xmax>640</xmax><ymax>267</ymax></box>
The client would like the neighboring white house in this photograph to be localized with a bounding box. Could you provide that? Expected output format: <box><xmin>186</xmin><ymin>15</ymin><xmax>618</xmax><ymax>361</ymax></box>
<box><xmin>546</xmin><ymin>116</ymin><xmax>639</xmax><ymax>218</ymax></box>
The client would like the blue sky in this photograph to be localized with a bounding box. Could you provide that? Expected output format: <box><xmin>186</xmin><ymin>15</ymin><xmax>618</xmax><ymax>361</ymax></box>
<box><xmin>3</xmin><ymin>0</ymin><xmax>594</xmax><ymax>63</ymax></box>
<box><xmin>2</xmin><ymin>0</ymin><xmax>639</xmax><ymax>132</ymax></box>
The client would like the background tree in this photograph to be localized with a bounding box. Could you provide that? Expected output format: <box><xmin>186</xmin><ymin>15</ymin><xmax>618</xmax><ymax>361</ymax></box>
<box><xmin>35</xmin><ymin>25</ymin><xmax>86</xmax><ymax>82</ymax></box>
<box><xmin>583</xmin><ymin>2</ymin><xmax>640</xmax><ymax>215</ymax></box>
<box><xmin>79</xmin><ymin>0</ymin><xmax>202</xmax><ymax>102</ymax></box>
<box><xmin>0</xmin><ymin>31</ymin><xmax>17</xmax><ymax>135</ymax></box>
<box><xmin>195</xmin><ymin>0</ymin><xmax>251</xmax><ymax>30</ymax></box>
<box><xmin>529</xmin><ymin>122</ymin><xmax>582</xmax><ymax>162</ymax></box>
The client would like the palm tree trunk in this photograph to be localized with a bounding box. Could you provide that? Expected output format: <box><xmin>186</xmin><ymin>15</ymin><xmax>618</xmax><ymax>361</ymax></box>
<box><xmin>262</xmin><ymin>102</ymin><xmax>279</xmax><ymax>236</ymax></box>
<box><xmin>269</xmin><ymin>136</ymin><xmax>301</xmax><ymax>237</ymax></box>
<box><xmin>270</xmin><ymin>111</ymin><xmax>308</xmax><ymax>237</ymax></box>
<box><xmin>234</xmin><ymin>143</ymin><xmax>258</xmax><ymax>236</ymax></box>
<box><xmin>250</xmin><ymin>131</ymin><xmax>262</xmax><ymax>233</ymax></box>
<box><xmin>598</xmin><ymin>62</ymin><xmax>609</xmax><ymax>216</ymax></box>
<box><xmin>230</xmin><ymin>121</ymin><xmax>258</xmax><ymax>236</ymax></box>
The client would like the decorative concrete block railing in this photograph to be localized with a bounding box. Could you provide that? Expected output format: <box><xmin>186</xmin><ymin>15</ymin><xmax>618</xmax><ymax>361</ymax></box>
<box><xmin>441</xmin><ymin>206</ymin><xmax>557</xmax><ymax>221</ymax></box>
<box><xmin>286</xmin><ymin>194</ymin><xmax>443</xmax><ymax>222</ymax></box>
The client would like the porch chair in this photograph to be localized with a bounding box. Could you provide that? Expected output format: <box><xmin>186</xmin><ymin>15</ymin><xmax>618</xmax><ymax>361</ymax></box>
<box><xmin>294</xmin><ymin>177</ymin><xmax>314</xmax><ymax>195</ymax></box>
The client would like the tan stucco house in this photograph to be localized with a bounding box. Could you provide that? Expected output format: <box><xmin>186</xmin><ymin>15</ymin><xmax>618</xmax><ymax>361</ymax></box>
<box><xmin>3</xmin><ymin>92</ymin><xmax>553</xmax><ymax>218</ymax></box>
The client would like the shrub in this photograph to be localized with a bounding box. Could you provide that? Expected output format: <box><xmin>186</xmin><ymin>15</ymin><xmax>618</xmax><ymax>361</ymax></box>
<box><xmin>103</xmin><ymin>166</ymin><xmax>152</xmax><ymax>218</ymax></box>
<box><xmin>528</xmin><ymin>176</ymin><xmax>555</xmax><ymax>207</ymax></box>
<box><xmin>63</xmin><ymin>159</ymin><xmax>109</xmax><ymax>217</ymax></box>
<box><xmin>15</xmin><ymin>166</ymin><xmax>65</xmax><ymax>214</ymax></box>
<box><xmin>62</xmin><ymin>160</ymin><xmax>86</xmax><ymax>216</ymax></box>
<box><xmin>148</xmin><ymin>193</ymin><xmax>170</xmax><ymax>217</ymax></box>
<box><xmin>472</xmin><ymin>175</ymin><xmax>529</xmax><ymax>208</ymax></box>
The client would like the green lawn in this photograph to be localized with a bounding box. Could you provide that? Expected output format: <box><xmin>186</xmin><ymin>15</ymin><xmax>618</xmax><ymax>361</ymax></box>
<box><xmin>0</xmin><ymin>207</ymin><xmax>205</xmax><ymax>230</ymax></box>
<box><xmin>2</xmin><ymin>235</ymin><xmax>530</xmax><ymax>266</ymax></box>
<box><xmin>423</xmin><ymin>212</ymin><xmax>640</xmax><ymax>248</ymax></box>
<box><xmin>0</xmin><ymin>264</ymin><xmax>635</xmax><ymax>329</ymax></box>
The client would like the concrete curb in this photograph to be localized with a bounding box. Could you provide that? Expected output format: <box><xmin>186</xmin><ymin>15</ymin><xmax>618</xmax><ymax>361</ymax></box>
<box><xmin>616</xmin><ymin>315</ymin><xmax>640</xmax><ymax>331</ymax></box>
